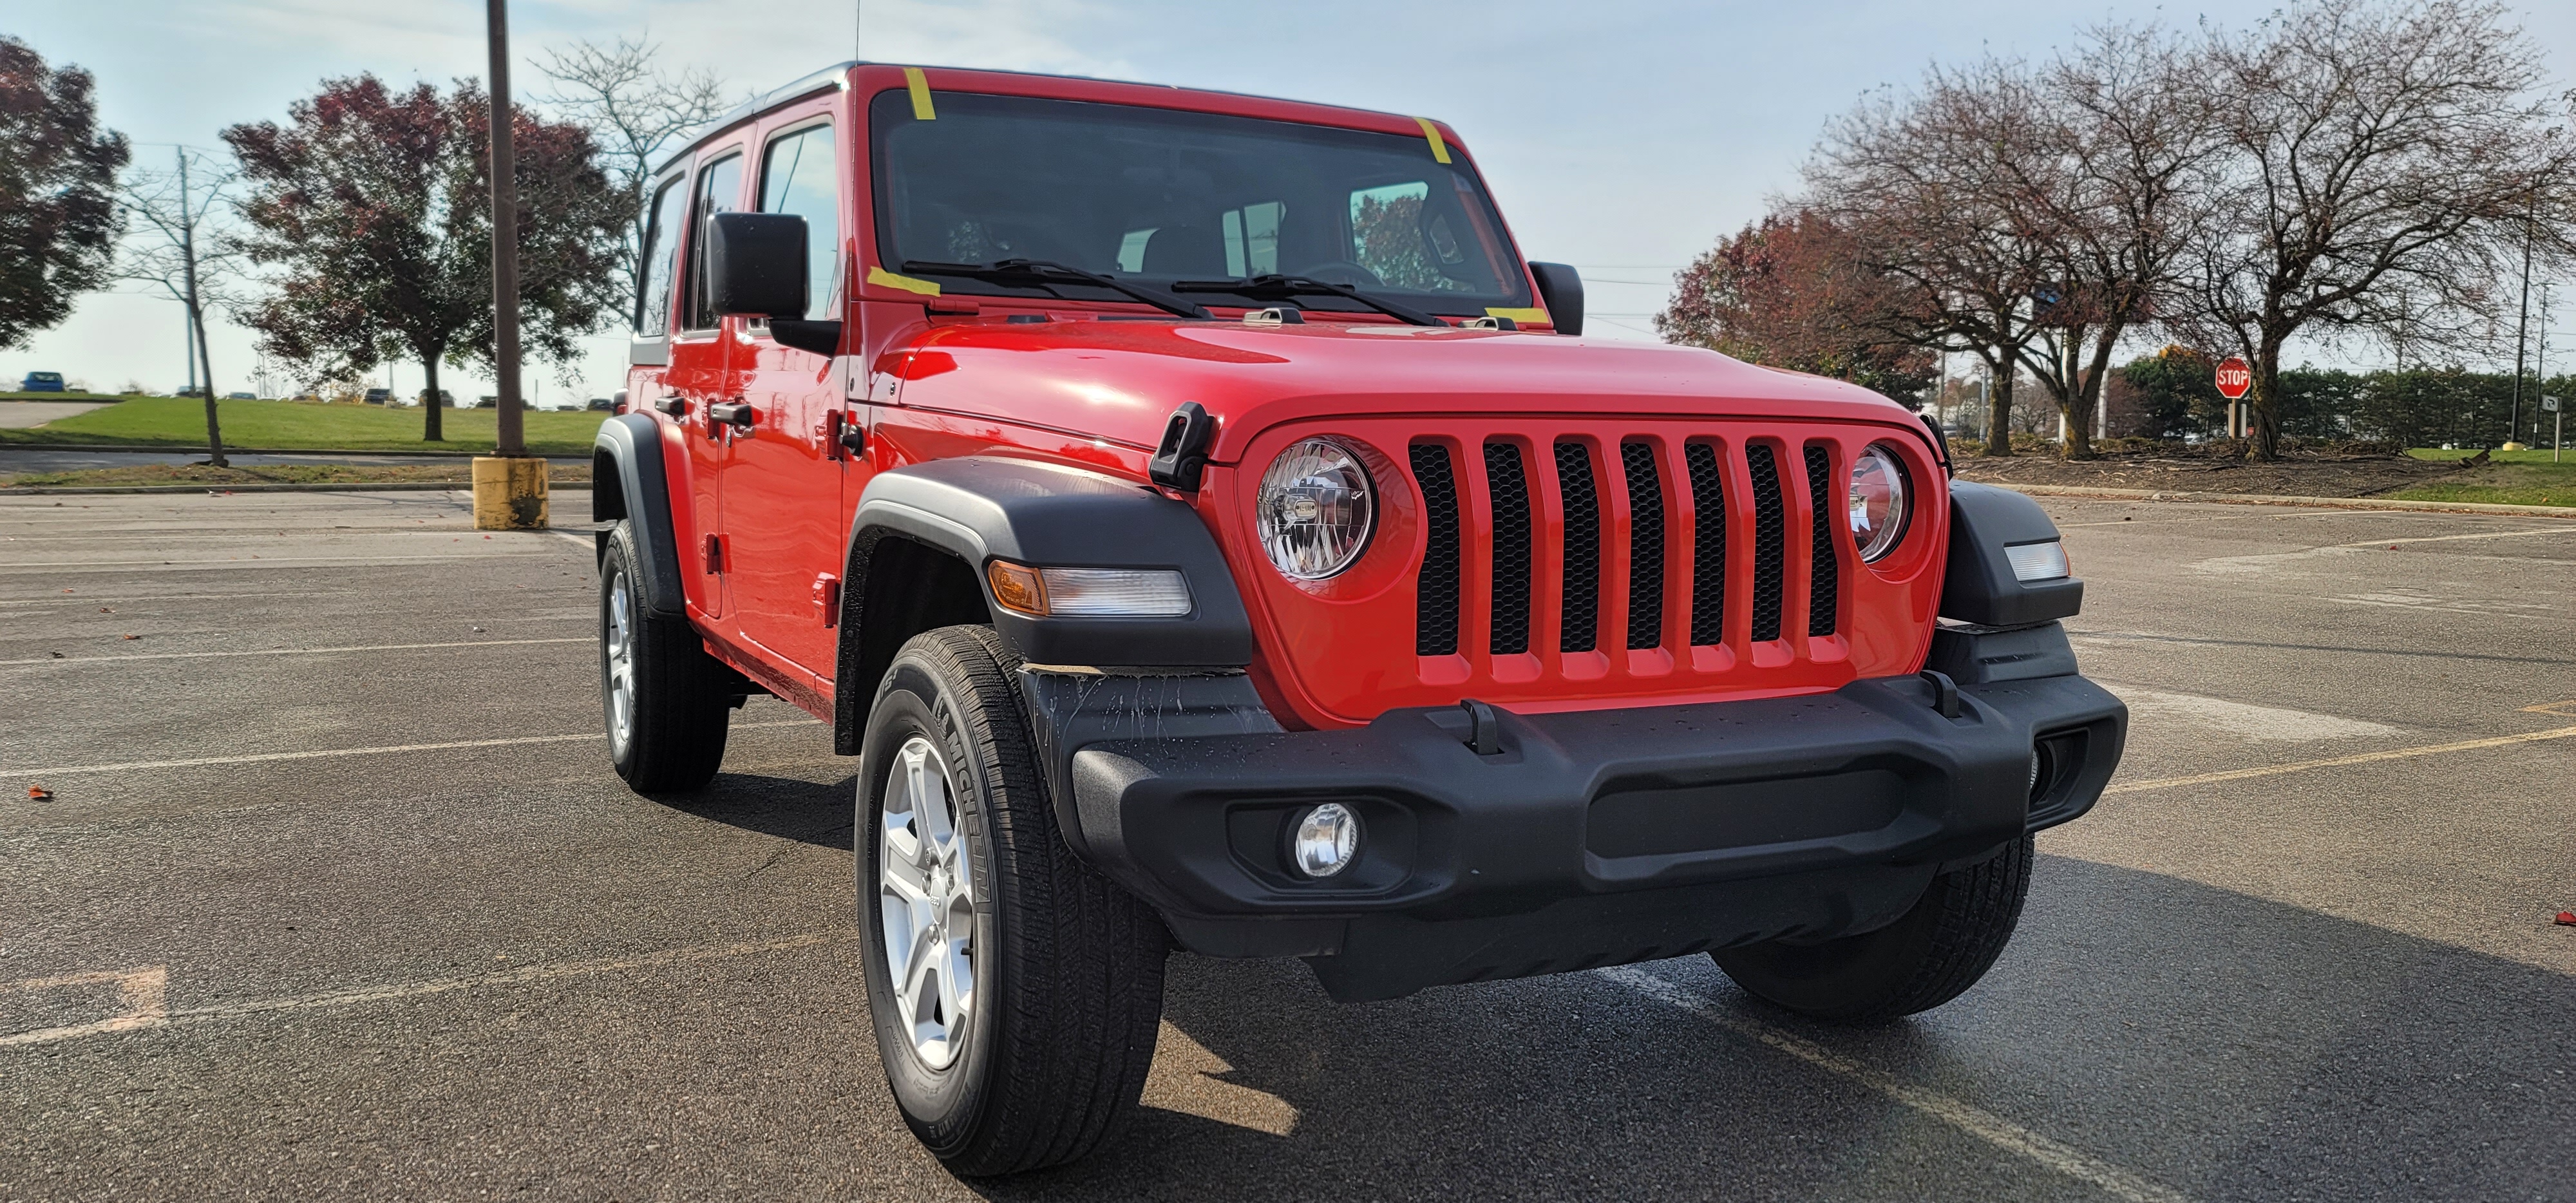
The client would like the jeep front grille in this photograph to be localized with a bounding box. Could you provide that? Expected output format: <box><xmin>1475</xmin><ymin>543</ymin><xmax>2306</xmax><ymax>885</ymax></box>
<box><xmin>1239</xmin><ymin>417</ymin><xmax>1933</xmax><ymax>725</ymax></box>
<box><xmin>1408</xmin><ymin>434</ymin><xmax>1848</xmax><ymax>668</ymax></box>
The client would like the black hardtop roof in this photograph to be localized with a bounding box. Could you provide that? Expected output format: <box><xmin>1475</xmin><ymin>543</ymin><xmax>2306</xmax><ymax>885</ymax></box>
<box><xmin>650</xmin><ymin>61</ymin><xmax>1429</xmax><ymax>179</ymax></box>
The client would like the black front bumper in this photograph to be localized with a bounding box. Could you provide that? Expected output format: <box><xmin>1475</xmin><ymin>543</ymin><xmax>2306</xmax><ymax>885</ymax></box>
<box><xmin>1018</xmin><ymin>625</ymin><xmax>2125</xmax><ymax>1001</ymax></box>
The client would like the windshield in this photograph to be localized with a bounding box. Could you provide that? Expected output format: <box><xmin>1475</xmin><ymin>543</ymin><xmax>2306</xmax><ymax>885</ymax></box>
<box><xmin>869</xmin><ymin>90</ymin><xmax>1533</xmax><ymax>317</ymax></box>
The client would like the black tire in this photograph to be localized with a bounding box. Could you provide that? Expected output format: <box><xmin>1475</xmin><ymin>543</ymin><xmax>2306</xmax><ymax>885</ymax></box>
<box><xmin>600</xmin><ymin>520</ymin><xmax>730</xmax><ymax>792</ymax></box>
<box><xmin>857</xmin><ymin>625</ymin><xmax>1168</xmax><ymax>1177</ymax></box>
<box><xmin>1710</xmin><ymin>835</ymin><xmax>2033</xmax><ymax>1024</ymax></box>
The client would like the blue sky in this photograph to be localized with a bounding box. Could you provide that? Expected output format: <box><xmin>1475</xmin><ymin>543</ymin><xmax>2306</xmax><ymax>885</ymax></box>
<box><xmin>7</xmin><ymin>0</ymin><xmax>2573</xmax><ymax>399</ymax></box>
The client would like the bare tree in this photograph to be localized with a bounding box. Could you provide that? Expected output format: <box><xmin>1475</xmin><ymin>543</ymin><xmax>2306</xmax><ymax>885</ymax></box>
<box><xmin>116</xmin><ymin>146</ymin><xmax>236</xmax><ymax>465</ymax></box>
<box><xmin>2167</xmin><ymin>0</ymin><xmax>2576</xmax><ymax>460</ymax></box>
<box><xmin>536</xmin><ymin>37</ymin><xmax>724</xmax><ymax>328</ymax></box>
<box><xmin>2006</xmin><ymin>25</ymin><xmax>2227</xmax><ymax>459</ymax></box>
<box><xmin>1808</xmin><ymin>61</ymin><xmax>2062</xmax><ymax>455</ymax></box>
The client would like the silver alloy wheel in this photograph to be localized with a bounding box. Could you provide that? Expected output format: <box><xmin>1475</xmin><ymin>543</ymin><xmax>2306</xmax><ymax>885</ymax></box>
<box><xmin>878</xmin><ymin>735</ymin><xmax>976</xmax><ymax>1070</ymax></box>
<box><xmin>604</xmin><ymin>570</ymin><xmax>636</xmax><ymax>754</ymax></box>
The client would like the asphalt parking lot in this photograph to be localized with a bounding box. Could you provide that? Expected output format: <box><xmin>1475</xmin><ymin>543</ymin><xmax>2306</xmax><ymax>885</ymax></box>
<box><xmin>4</xmin><ymin>488</ymin><xmax>2573</xmax><ymax>1202</ymax></box>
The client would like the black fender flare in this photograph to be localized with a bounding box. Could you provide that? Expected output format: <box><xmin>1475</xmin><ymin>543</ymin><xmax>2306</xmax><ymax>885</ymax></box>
<box><xmin>1939</xmin><ymin>480</ymin><xmax>2083</xmax><ymax>627</ymax></box>
<box><xmin>592</xmin><ymin>413</ymin><xmax>687</xmax><ymax>617</ymax></box>
<box><xmin>832</xmin><ymin>456</ymin><xmax>1256</xmax><ymax>746</ymax></box>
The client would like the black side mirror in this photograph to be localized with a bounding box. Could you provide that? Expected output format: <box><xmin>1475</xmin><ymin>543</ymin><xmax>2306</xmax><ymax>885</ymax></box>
<box><xmin>706</xmin><ymin>212</ymin><xmax>808</xmax><ymax>318</ymax></box>
<box><xmin>1528</xmin><ymin>262</ymin><xmax>1584</xmax><ymax>337</ymax></box>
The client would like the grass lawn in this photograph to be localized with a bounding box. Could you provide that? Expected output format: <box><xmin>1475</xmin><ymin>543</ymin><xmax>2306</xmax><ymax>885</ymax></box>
<box><xmin>0</xmin><ymin>462</ymin><xmax>592</xmax><ymax>489</ymax></box>
<box><xmin>0</xmin><ymin>396</ymin><xmax>603</xmax><ymax>455</ymax></box>
<box><xmin>2385</xmin><ymin>450</ymin><xmax>2576</xmax><ymax>507</ymax></box>
<box><xmin>0</xmin><ymin>390</ymin><xmax>128</xmax><ymax>401</ymax></box>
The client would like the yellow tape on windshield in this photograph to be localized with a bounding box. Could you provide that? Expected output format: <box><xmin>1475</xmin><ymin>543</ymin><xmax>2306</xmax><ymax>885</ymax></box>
<box><xmin>904</xmin><ymin>68</ymin><xmax>936</xmax><ymax>120</ymax></box>
<box><xmin>868</xmin><ymin>266</ymin><xmax>942</xmax><ymax>296</ymax></box>
<box><xmin>1486</xmin><ymin>307</ymin><xmax>1548</xmax><ymax>325</ymax></box>
<box><xmin>1415</xmin><ymin>117</ymin><xmax>1452</xmax><ymax>164</ymax></box>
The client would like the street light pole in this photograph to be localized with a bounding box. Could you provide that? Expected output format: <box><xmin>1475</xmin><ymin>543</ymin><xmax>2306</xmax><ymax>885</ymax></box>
<box><xmin>473</xmin><ymin>0</ymin><xmax>545</xmax><ymax>528</ymax></box>
<box><xmin>488</xmin><ymin>0</ymin><xmax>524</xmax><ymax>459</ymax></box>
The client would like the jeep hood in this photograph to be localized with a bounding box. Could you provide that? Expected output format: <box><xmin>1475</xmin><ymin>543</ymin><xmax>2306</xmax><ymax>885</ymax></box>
<box><xmin>883</xmin><ymin>319</ymin><xmax>1925</xmax><ymax>464</ymax></box>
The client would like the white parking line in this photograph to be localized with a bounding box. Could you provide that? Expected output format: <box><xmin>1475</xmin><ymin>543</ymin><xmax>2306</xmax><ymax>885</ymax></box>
<box><xmin>1</xmin><ymin>637</ymin><xmax>589</xmax><ymax>667</ymax></box>
<box><xmin>0</xmin><ymin>933</ymin><xmax>851</xmax><ymax>1049</ymax></box>
<box><xmin>1599</xmin><ymin>967</ymin><xmax>2192</xmax><ymax>1203</ymax></box>
<box><xmin>3</xmin><ymin>719</ymin><xmax>820</xmax><ymax>777</ymax></box>
<box><xmin>0</xmin><ymin>554</ymin><xmax>557</xmax><ymax>570</ymax></box>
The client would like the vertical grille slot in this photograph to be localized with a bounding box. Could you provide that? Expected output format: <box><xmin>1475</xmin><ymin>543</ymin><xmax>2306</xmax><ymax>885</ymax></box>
<box><xmin>1746</xmin><ymin>444</ymin><xmax>1786</xmax><ymax>643</ymax></box>
<box><xmin>1683</xmin><ymin>442</ymin><xmax>1727</xmax><ymax>646</ymax></box>
<box><xmin>1484</xmin><ymin>442</ymin><xmax>1533</xmax><ymax>655</ymax></box>
<box><xmin>1410</xmin><ymin>443</ymin><xmax>1461</xmax><ymax>656</ymax></box>
<box><xmin>1804</xmin><ymin>444</ymin><xmax>1839</xmax><ymax>637</ymax></box>
<box><xmin>1620</xmin><ymin>442</ymin><xmax>1665</xmax><ymax>650</ymax></box>
<box><xmin>1553</xmin><ymin>440</ymin><xmax>1602</xmax><ymax>652</ymax></box>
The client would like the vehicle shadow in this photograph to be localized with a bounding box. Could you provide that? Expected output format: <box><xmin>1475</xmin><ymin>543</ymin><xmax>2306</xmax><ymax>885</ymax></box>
<box><xmin>968</xmin><ymin>855</ymin><xmax>2575</xmax><ymax>1203</ymax></box>
<box><xmin>652</xmin><ymin>771</ymin><xmax>858</xmax><ymax>851</ymax></box>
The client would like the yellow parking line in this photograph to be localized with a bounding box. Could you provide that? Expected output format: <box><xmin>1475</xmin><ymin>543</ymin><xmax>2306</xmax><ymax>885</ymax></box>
<box><xmin>2105</xmin><ymin>725</ymin><xmax>2576</xmax><ymax>795</ymax></box>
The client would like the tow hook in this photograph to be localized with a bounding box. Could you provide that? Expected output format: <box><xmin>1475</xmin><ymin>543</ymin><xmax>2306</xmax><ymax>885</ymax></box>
<box><xmin>1919</xmin><ymin>669</ymin><xmax>1965</xmax><ymax>719</ymax></box>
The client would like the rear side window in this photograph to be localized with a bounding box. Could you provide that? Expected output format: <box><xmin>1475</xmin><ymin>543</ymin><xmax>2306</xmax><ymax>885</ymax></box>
<box><xmin>636</xmin><ymin>177</ymin><xmax>688</xmax><ymax>335</ymax></box>
<box><xmin>682</xmin><ymin>152</ymin><xmax>745</xmax><ymax>332</ymax></box>
<box><xmin>759</xmin><ymin>124</ymin><xmax>840</xmax><ymax>321</ymax></box>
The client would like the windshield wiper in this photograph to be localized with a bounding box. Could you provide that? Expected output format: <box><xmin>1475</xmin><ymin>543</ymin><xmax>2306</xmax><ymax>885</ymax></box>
<box><xmin>900</xmin><ymin>259</ymin><xmax>1212</xmax><ymax>321</ymax></box>
<box><xmin>1171</xmin><ymin>274</ymin><xmax>1444</xmax><ymax>327</ymax></box>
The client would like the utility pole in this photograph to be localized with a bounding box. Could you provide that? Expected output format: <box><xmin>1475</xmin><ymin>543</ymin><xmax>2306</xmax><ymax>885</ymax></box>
<box><xmin>474</xmin><ymin>0</ymin><xmax>544</xmax><ymax>527</ymax></box>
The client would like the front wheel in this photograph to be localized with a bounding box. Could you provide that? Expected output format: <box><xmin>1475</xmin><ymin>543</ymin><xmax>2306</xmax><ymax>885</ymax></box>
<box><xmin>858</xmin><ymin>625</ymin><xmax>1168</xmax><ymax>1177</ymax></box>
<box><xmin>600</xmin><ymin>520</ymin><xmax>730</xmax><ymax>792</ymax></box>
<box><xmin>1711</xmin><ymin>834</ymin><xmax>2034</xmax><ymax>1024</ymax></box>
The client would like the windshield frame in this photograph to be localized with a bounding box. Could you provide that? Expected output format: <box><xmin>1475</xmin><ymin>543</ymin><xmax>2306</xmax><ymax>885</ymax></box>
<box><xmin>864</xmin><ymin>87</ymin><xmax>1535</xmax><ymax>321</ymax></box>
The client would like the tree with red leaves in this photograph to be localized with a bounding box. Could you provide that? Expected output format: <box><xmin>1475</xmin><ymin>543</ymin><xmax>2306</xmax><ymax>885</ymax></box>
<box><xmin>1658</xmin><ymin>209</ymin><xmax>1934</xmax><ymax>407</ymax></box>
<box><xmin>0</xmin><ymin>35</ymin><xmax>129</xmax><ymax>352</ymax></box>
<box><xmin>223</xmin><ymin>75</ymin><xmax>621</xmax><ymax>442</ymax></box>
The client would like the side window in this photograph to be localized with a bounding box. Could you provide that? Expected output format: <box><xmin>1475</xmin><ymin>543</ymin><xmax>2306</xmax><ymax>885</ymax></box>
<box><xmin>758</xmin><ymin>124</ymin><xmax>840</xmax><ymax>321</ymax></box>
<box><xmin>636</xmin><ymin>176</ymin><xmax>689</xmax><ymax>336</ymax></box>
<box><xmin>681</xmin><ymin>152</ymin><xmax>745</xmax><ymax>332</ymax></box>
<box><xmin>1220</xmin><ymin>201</ymin><xmax>1284</xmax><ymax>278</ymax></box>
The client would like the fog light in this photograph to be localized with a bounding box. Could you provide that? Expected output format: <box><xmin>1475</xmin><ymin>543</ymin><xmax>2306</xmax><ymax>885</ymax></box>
<box><xmin>2029</xmin><ymin>750</ymin><xmax>2045</xmax><ymax>800</ymax></box>
<box><xmin>1292</xmin><ymin>802</ymin><xmax>1360</xmax><ymax>878</ymax></box>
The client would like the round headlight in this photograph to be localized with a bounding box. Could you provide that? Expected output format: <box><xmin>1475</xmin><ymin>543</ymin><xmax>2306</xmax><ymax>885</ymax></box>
<box><xmin>1847</xmin><ymin>444</ymin><xmax>1909</xmax><ymax>562</ymax></box>
<box><xmin>1257</xmin><ymin>438</ymin><xmax>1375</xmax><ymax>580</ymax></box>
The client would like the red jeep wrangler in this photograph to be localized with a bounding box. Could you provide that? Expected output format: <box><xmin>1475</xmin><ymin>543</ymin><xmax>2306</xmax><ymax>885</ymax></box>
<box><xmin>594</xmin><ymin>62</ymin><xmax>2126</xmax><ymax>1175</ymax></box>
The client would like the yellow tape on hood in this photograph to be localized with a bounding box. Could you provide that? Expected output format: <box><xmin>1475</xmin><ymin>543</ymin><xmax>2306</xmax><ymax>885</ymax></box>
<box><xmin>904</xmin><ymin>68</ymin><xmax>935</xmax><ymax>120</ymax></box>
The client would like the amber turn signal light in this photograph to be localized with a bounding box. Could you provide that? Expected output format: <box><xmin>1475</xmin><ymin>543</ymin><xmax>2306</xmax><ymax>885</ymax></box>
<box><xmin>987</xmin><ymin>561</ymin><xmax>1049</xmax><ymax>616</ymax></box>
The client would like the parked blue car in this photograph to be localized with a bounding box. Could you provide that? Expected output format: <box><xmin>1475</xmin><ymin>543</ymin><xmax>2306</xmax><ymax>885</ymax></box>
<box><xmin>19</xmin><ymin>372</ymin><xmax>65</xmax><ymax>392</ymax></box>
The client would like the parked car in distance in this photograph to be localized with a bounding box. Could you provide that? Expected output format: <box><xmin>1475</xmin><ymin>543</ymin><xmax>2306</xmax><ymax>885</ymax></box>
<box><xmin>227</xmin><ymin>392</ymin><xmax>256</xmax><ymax>400</ymax></box>
<box><xmin>19</xmin><ymin>372</ymin><xmax>65</xmax><ymax>392</ymax></box>
<box><xmin>415</xmin><ymin>389</ymin><xmax>455</xmax><ymax>408</ymax></box>
<box><xmin>474</xmin><ymin>396</ymin><xmax>497</xmax><ymax>409</ymax></box>
<box><xmin>587</xmin><ymin>398</ymin><xmax>614</xmax><ymax>412</ymax></box>
<box><xmin>363</xmin><ymin>388</ymin><xmax>392</xmax><ymax>404</ymax></box>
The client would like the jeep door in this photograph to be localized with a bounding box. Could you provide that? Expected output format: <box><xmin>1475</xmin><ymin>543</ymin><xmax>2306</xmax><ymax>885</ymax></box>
<box><xmin>668</xmin><ymin>146</ymin><xmax>750</xmax><ymax>619</ymax></box>
<box><xmin>719</xmin><ymin>104</ymin><xmax>859</xmax><ymax>681</ymax></box>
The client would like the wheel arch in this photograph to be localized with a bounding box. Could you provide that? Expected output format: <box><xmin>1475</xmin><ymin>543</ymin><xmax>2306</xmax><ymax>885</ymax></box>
<box><xmin>593</xmin><ymin>413</ymin><xmax>687</xmax><ymax>617</ymax></box>
<box><xmin>831</xmin><ymin>456</ymin><xmax>1255</xmax><ymax>755</ymax></box>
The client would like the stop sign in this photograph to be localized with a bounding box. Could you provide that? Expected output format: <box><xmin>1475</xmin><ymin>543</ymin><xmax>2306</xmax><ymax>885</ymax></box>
<box><xmin>2215</xmin><ymin>356</ymin><xmax>2252</xmax><ymax>400</ymax></box>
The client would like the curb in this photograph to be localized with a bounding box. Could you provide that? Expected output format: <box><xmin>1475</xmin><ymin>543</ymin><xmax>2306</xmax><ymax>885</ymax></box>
<box><xmin>3</xmin><ymin>482</ymin><xmax>594</xmax><ymax>496</ymax></box>
<box><xmin>1982</xmin><ymin>481</ymin><xmax>2576</xmax><ymax>518</ymax></box>
<box><xmin>0</xmin><ymin>443</ymin><xmax>592</xmax><ymax>459</ymax></box>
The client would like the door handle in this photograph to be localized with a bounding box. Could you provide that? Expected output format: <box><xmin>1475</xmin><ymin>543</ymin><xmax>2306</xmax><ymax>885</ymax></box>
<box><xmin>708</xmin><ymin>401</ymin><xmax>755</xmax><ymax>430</ymax></box>
<box><xmin>654</xmin><ymin>395</ymin><xmax>686</xmax><ymax>417</ymax></box>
